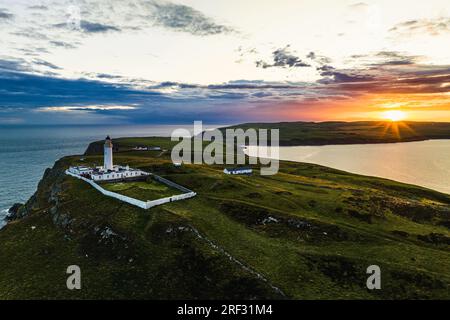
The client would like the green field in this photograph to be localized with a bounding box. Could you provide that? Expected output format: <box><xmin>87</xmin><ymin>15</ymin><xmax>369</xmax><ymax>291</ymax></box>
<box><xmin>100</xmin><ymin>180</ymin><xmax>182</xmax><ymax>201</ymax></box>
<box><xmin>0</xmin><ymin>135</ymin><xmax>449</xmax><ymax>299</ymax></box>
<box><xmin>223</xmin><ymin>121</ymin><xmax>450</xmax><ymax>145</ymax></box>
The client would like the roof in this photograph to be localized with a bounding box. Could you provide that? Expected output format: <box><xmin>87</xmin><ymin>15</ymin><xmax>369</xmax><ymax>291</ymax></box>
<box><xmin>72</xmin><ymin>166</ymin><xmax>91</xmax><ymax>170</ymax></box>
<box><xmin>226</xmin><ymin>167</ymin><xmax>252</xmax><ymax>172</ymax></box>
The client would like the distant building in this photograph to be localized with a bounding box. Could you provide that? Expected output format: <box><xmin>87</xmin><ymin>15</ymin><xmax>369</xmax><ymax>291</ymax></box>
<box><xmin>132</xmin><ymin>146</ymin><xmax>161</xmax><ymax>151</ymax></box>
<box><xmin>133</xmin><ymin>146</ymin><xmax>148</xmax><ymax>151</ymax></box>
<box><xmin>223</xmin><ymin>167</ymin><xmax>252</xmax><ymax>175</ymax></box>
<box><xmin>69</xmin><ymin>136</ymin><xmax>149</xmax><ymax>182</ymax></box>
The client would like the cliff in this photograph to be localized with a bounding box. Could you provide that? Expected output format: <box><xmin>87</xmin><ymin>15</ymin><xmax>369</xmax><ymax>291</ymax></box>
<box><xmin>0</xmin><ymin>136</ymin><xmax>449</xmax><ymax>299</ymax></box>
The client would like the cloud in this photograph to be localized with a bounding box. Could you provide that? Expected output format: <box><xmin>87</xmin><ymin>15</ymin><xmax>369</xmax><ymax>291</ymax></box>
<box><xmin>0</xmin><ymin>64</ymin><xmax>313</xmax><ymax>123</ymax></box>
<box><xmin>350</xmin><ymin>51</ymin><xmax>423</xmax><ymax>70</ymax></box>
<box><xmin>373</xmin><ymin>51</ymin><xmax>417</xmax><ymax>65</ymax></box>
<box><xmin>324</xmin><ymin>65</ymin><xmax>450</xmax><ymax>94</ymax></box>
<box><xmin>1</xmin><ymin>50</ymin><xmax>449</xmax><ymax>124</ymax></box>
<box><xmin>389</xmin><ymin>17</ymin><xmax>450</xmax><ymax>36</ymax></box>
<box><xmin>316</xmin><ymin>63</ymin><xmax>374</xmax><ymax>83</ymax></box>
<box><xmin>0</xmin><ymin>8</ymin><xmax>13</xmax><ymax>20</ymax></box>
<box><xmin>350</xmin><ymin>51</ymin><xmax>420</xmax><ymax>67</ymax></box>
<box><xmin>0</xmin><ymin>66</ymin><xmax>161</xmax><ymax>107</ymax></box>
<box><xmin>12</xmin><ymin>28</ymin><xmax>51</xmax><ymax>40</ymax></box>
<box><xmin>150</xmin><ymin>1</ymin><xmax>234</xmax><ymax>36</ymax></box>
<box><xmin>0</xmin><ymin>57</ymin><xmax>63</xmax><ymax>75</ymax></box>
<box><xmin>314</xmin><ymin>50</ymin><xmax>450</xmax><ymax>96</ymax></box>
<box><xmin>79</xmin><ymin>20</ymin><xmax>120</xmax><ymax>33</ymax></box>
<box><xmin>349</xmin><ymin>2</ymin><xmax>368</xmax><ymax>8</ymax></box>
<box><xmin>54</xmin><ymin>20</ymin><xmax>120</xmax><ymax>33</ymax></box>
<box><xmin>256</xmin><ymin>46</ymin><xmax>310</xmax><ymax>69</ymax></box>
<box><xmin>0</xmin><ymin>58</ymin><xmax>34</xmax><ymax>73</ymax></box>
<box><xmin>319</xmin><ymin>71</ymin><xmax>374</xmax><ymax>83</ymax></box>
<box><xmin>50</xmin><ymin>41</ymin><xmax>77</xmax><ymax>49</ymax></box>
<box><xmin>28</xmin><ymin>5</ymin><xmax>48</xmax><ymax>10</ymax></box>
<box><xmin>149</xmin><ymin>79</ymin><xmax>310</xmax><ymax>90</ymax></box>
<box><xmin>306</xmin><ymin>52</ymin><xmax>316</xmax><ymax>59</ymax></box>
<box><xmin>38</xmin><ymin>105</ymin><xmax>137</xmax><ymax>112</ymax></box>
<box><xmin>94</xmin><ymin>73</ymin><xmax>124</xmax><ymax>79</ymax></box>
<box><xmin>32</xmin><ymin>59</ymin><xmax>61</xmax><ymax>70</ymax></box>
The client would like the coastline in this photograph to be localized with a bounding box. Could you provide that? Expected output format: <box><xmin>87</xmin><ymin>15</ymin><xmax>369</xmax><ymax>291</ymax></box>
<box><xmin>222</xmin><ymin>121</ymin><xmax>450</xmax><ymax>146</ymax></box>
<box><xmin>274</xmin><ymin>136</ymin><xmax>450</xmax><ymax>147</ymax></box>
<box><xmin>0</xmin><ymin>209</ymin><xmax>9</xmax><ymax>230</ymax></box>
<box><xmin>248</xmin><ymin>137</ymin><xmax>450</xmax><ymax>147</ymax></box>
<box><xmin>1</xmin><ymin>135</ymin><xmax>449</xmax><ymax>299</ymax></box>
<box><xmin>246</xmin><ymin>139</ymin><xmax>450</xmax><ymax>195</ymax></box>
<box><xmin>2</xmin><ymin>130</ymin><xmax>449</xmax><ymax>231</ymax></box>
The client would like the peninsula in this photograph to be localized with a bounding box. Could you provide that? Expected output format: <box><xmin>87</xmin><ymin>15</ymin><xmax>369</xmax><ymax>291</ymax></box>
<box><xmin>223</xmin><ymin>121</ymin><xmax>450</xmax><ymax>146</ymax></box>
<box><xmin>1</xmin><ymin>133</ymin><xmax>449</xmax><ymax>299</ymax></box>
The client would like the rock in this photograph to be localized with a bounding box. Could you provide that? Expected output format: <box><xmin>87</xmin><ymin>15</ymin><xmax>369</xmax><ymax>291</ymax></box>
<box><xmin>100</xmin><ymin>227</ymin><xmax>118</xmax><ymax>239</ymax></box>
<box><xmin>6</xmin><ymin>203</ymin><xmax>23</xmax><ymax>221</ymax></box>
<box><xmin>262</xmin><ymin>216</ymin><xmax>279</xmax><ymax>224</ymax></box>
<box><xmin>418</xmin><ymin>233</ymin><xmax>450</xmax><ymax>245</ymax></box>
<box><xmin>391</xmin><ymin>230</ymin><xmax>409</xmax><ymax>238</ymax></box>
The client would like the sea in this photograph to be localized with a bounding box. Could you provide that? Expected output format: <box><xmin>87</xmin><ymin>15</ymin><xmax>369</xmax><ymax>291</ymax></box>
<box><xmin>0</xmin><ymin>124</ymin><xmax>221</xmax><ymax>229</ymax></box>
<box><xmin>247</xmin><ymin>139</ymin><xmax>450</xmax><ymax>195</ymax></box>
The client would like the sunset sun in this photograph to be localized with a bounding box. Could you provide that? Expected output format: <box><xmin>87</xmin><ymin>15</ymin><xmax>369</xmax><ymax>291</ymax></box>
<box><xmin>382</xmin><ymin>110</ymin><xmax>407</xmax><ymax>122</ymax></box>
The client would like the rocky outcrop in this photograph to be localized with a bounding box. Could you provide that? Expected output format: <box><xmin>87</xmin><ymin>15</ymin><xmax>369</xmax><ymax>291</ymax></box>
<box><xmin>6</xmin><ymin>203</ymin><xmax>23</xmax><ymax>221</ymax></box>
<box><xmin>6</xmin><ymin>159</ymin><xmax>67</xmax><ymax>226</ymax></box>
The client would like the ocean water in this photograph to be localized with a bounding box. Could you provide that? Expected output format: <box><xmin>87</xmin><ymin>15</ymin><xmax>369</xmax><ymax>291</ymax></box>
<box><xmin>0</xmin><ymin>124</ymin><xmax>221</xmax><ymax>228</ymax></box>
<box><xmin>247</xmin><ymin>140</ymin><xmax>450</xmax><ymax>195</ymax></box>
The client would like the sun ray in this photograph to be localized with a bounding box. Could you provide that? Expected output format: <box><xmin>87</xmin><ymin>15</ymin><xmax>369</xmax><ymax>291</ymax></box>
<box><xmin>382</xmin><ymin>110</ymin><xmax>407</xmax><ymax>122</ymax></box>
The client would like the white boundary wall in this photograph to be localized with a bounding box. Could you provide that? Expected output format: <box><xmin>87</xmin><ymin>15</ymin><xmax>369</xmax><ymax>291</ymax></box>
<box><xmin>65</xmin><ymin>170</ymin><xmax>196</xmax><ymax>210</ymax></box>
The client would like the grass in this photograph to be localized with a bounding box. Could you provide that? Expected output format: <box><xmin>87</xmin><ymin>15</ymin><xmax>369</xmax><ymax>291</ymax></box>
<box><xmin>100</xmin><ymin>179</ymin><xmax>183</xmax><ymax>201</ymax></box>
<box><xmin>0</xmin><ymin>136</ymin><xmax>449</xmax><ymax>299</ymax></box>
<box><xmin>223</xmin><ymin>121</ymin><xmax>450</xmax><ymax>145</ymax></box>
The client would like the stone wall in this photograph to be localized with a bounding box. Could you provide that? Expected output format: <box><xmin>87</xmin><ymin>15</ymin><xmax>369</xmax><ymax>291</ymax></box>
<box><xmin>152</xmin><ymin>174</ymin><xmax>194</xmax><ymax>193</ymax></box>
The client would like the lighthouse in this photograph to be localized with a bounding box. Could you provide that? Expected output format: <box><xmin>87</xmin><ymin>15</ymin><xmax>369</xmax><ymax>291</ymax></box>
<box><xmin>68</xmin><ymin>135</ymin><xmax>151</xmax><ymax>182</ymax></box>
<box><xmin>103</xmin><ymin>135</ymin><xmax>113</xmax><ymax>171</ymax></box>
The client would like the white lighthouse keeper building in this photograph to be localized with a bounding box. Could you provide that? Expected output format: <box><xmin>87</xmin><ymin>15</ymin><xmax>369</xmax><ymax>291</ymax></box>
<box><xmin>104</xmin><ymin>135</ymin><xmax>113</xmax><ymax>170</ymax></box>
<box><xmin>68</xmin><ymin>135</ymin><xmax>150</xmax><ymax>181</ymax></box>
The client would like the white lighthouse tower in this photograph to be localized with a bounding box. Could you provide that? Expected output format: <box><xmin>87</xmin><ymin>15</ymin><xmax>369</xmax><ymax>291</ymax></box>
<box><xmin>103</xmin><ymin>135</ymin><xmax>113</xmax><ymax>171</ymax></box>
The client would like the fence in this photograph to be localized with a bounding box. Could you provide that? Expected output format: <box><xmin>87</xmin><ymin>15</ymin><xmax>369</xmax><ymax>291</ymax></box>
<box><xmin>65</xmin><ymin>170</ymin><xmax>196</xmax><ymax>210</ymax></box>
<box><xmin>152</xmin><ymin>174</ymin><xmax>194</xmax><ymax>193</ymax></box>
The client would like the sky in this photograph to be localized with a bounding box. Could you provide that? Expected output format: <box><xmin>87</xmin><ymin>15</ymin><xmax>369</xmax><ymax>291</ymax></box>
<box><xmin>0</xmin><ymin>0</ymin><xmax>449</xmax><ymax>124</ymax></box>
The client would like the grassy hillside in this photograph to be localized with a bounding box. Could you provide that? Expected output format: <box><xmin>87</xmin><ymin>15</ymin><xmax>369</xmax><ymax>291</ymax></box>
<box><xmin>0</xmin><ymin>136</ymin><xmax>449</xmax><ymax>299</ymax></box>
<box><xmin>223</xmin><ymin>121</ymin><xmax>450</xmax><ymax>145</ymax></box>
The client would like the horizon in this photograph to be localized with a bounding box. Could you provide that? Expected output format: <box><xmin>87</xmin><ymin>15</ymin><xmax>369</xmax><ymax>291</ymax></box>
<box><xmin>1</xmin><ymin>119</ymin><xmax>450</xmax><ymax>128</ymax></box>
<box><xmin>0</xmin><ymin>0</ymin><xmax>449</xmax><ymax>124</ymax></box>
